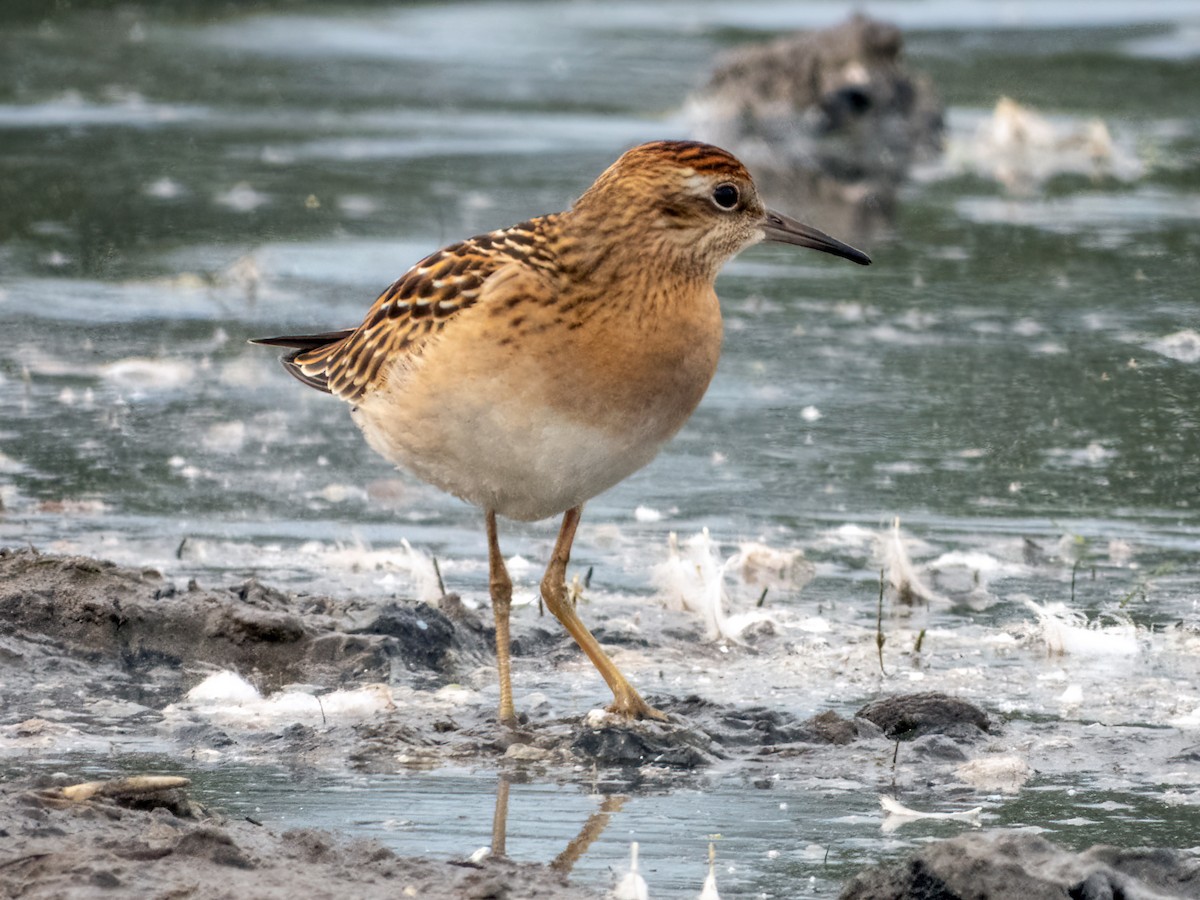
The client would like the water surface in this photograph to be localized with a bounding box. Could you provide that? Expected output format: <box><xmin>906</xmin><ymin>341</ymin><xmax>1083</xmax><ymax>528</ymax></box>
<box><xmin>2</xmin><ymin>1</ymin><xmax>1199</xmax><ymax>895</ymax></box>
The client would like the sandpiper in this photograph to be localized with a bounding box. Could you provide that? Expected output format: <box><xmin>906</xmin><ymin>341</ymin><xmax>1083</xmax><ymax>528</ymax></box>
<box><xmin>254</xmin><ymin>140</ymin><xmax>870</xmax><ymax>725</ymax></box>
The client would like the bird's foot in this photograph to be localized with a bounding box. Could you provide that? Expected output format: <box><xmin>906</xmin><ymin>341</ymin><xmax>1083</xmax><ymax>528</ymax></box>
<box><xmin>606</xmin><ymin>692</ymin><xmax>669</xmax><ymax>722</ymax></box>
<box><xmin>498</xmin><ymin>713</ymin><xmax>521</xmax><ymax>730</ymax></box>
<box><xmin>496</xmin><ymin>696</ymin><xmax>528</xmax><ymax>730</ymax></box>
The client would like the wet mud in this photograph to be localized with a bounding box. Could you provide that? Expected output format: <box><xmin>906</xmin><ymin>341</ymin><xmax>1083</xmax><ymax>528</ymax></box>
<box><xmin>1</xmin><ymin>548</ymin><xmax>1195</xmax><ymax>896</ymax></box>
<box><xmin>1</xmin><ymin>776</ymin><xmax>598</xmax><ymax>900</ymax></box>
<box><xmin>842</xmin><ymin>831</ymin><xmax>1199</xmax><ymax>900</ymax></box>
<box><xmin>0</xmin><ymin>548</ymin><xmax>988</xmax><ymax>777</ymax></box>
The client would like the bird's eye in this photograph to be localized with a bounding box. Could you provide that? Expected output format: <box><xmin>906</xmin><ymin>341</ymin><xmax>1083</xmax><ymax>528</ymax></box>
<box><xmin>712</xmin><ymin>183</ymin><xmax>739</xmax><ymax>210</ymax></box>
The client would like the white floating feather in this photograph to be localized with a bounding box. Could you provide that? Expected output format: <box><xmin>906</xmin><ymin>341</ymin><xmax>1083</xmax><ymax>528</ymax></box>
<box><xmin>1147</xmin><ymin>329</ymin><xmax>1200</xmax><ymax>364</ymax></box>
<box><xmin>612</xmin><ymin>842</ymin><xmax>649</xmax><ymax>900</ymax></box>
<box><xmin>879</xmin><ymin>796</ymin><xmax>982</xmax><ymax>834</ymax></box>
<box><xmin>1168</xmin><ymin>705</ymin><xmax>1200</xmax><ymax>729</ymax></box>
<box><xmin>947</xmin><ymin>96</ymin><xmax>1143</xmax><ymax>189</ymax></box>
<box><xmin>397</xmin><ymin>538</ymin><xmax>445</xmax><ymax>604</ymax></box>
<box><xmin>878</xmin><ymin>519</ymin><xmax>950</xmax><ymax>606</ymax></box>
<box><xmin>173</xmin><ymin>671</ymin><xmax>394</xmax><ymax>727</ymax></box>
<box><xmin>186</xmin><ymin>671</ymin><xmax>260</xmax><ymax>705</ymax></box>
<box><xmin>652</xmin><ymin>530</ymin><xmax>777</xmax><ymax>642</ymax></box>
<box><xmin>727</xmin><ymin>542</ymin><xmax>814</xmax><ymax>592</ymax></box>
<box><xmin>698</xmin><ymin>842</ymin><xmax>720</xmax><ymax>900</ymax></box>
<box><xmin>100</xmin><ymin>357</ymin><xmax>193</xmax><ymax>392</ymax></box>
<box><xmin>1023</xmin><ymin>598</ymin><xmax>1139</xmax><ymax>657</ymax></box>
<box><xmin>634</xmin><ymin>505</ymin><xmax>664</xmax><ymax>523</ymax></box>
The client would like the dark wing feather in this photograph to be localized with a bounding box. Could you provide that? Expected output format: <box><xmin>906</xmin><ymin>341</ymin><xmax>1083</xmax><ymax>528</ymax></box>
<box><xmin>249</xmin><ymin>330</ymin><xmax>355</xmax><ymax>393</ymax></box>
<box><xmin>251</xmin><ymin>331</ymin><xmax>356</xmax><ymax>351</ymax></box>
<box><xmin>262</xmin><ymin>215</ymin><xmax>560</xmax><ymax>402</ymax></box>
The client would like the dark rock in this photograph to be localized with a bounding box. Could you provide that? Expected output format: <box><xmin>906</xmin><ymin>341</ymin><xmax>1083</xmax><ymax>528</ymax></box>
<box><xmin>661</xmin><ymin>624</ymin><xmax>706</xmax><ymax>643</ymax></box>
<box><xmin>229</xmin><ymin>578</ymin><xmax>294</xmax><ymax>610</ymax></box>
<box><xmin>857</xmin><ymin>693</ymin><xmax>990</xmax><ymax>740</ymax></box>
<box><xmin>800</xmin><ymin>709</ymin><xmax>864</xmax><ymax>746</ymax></box>
<box><xmin>839</xmin><ymin>831</ymin><xmax>1200</xmax><ymax>900</ymax></box>
<box><xmin>571</xmin><ymin>715</ymin><xmax>719</xmax><ymax>768</ymax></box>
<box><xmin>304</xmin><ymin>632</ymin><xmax>393</xmax><ymax>673</ymax></box>
<box><xmin>588</xmin><ymin>625</ymin><xmax>651</xmax><ymax>648</ymax></box>
<box><xmin>662</xmin><ymin>696</ymin><xmax>877</xmax><ymax>751</ymax></box>
<box><xmin>351</xmin><ymin>602</ymin><xmax>457</xmax><ymax>670</ymax></box>
<box><xmin>279</xmin><ymin>723</ymin><xmax>316</xmax><ymax>741</ymax></box>
<box><xmin>510</xmin><ymin>626</ymin><xmax>566</xmax><ymax>658</ymax></box>
<box><xmin>168</xmin><ymin>722</ymin><xmax>236</xmax><ymax>748</ymax></box>
<box><xmin>218</xmin><ymin>602</ymin><xmax>307</xmax><ymax>645</ymax></box>
<box><xmin>564</xmin><ymin>696</ymin><xmax>886</xmax><ymax>769</ymax></box>
<box><xmin>711</xmin><ymin>705</ymin><xmax>802</xmax><ymax>746</ymax></box>
<box><xmin>905</xmin><ymin>734</ymin><xmax>969</xmax><ymax>762</ymax></box>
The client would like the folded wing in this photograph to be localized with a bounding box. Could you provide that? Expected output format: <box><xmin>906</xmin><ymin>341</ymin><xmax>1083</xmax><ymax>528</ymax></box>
<box><xmin>251</xmin><ymin>215</ymin><xmax>560</xmax><ymax>401</ymax></box>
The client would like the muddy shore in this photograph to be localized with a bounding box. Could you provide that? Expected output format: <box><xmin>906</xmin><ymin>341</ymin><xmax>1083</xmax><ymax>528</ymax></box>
<box><xmin>1</xmin><ymin>548</ymin><xmax>1197</xmax><ymax>898</ymax></box>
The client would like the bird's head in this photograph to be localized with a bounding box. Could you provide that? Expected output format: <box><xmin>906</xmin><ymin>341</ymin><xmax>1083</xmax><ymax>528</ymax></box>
<box><xmin>572</xmin><ymin>140</ymin><xmax>870</xmax><ymax>279</ymax></box>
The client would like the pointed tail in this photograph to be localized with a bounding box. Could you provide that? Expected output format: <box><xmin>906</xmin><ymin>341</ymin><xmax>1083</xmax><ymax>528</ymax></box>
<box><xmin>249</xmin><ymin>330</ymin><xmax>355</xmax><ymax>394</ymax></box>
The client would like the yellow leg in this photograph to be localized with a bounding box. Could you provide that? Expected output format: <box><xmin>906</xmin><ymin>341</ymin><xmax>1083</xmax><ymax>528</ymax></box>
<box><xmin>541</xmin><ymin>506</ymin><xmax>666</xmax><ymax>721</ymax></box>
<box><xmin>487</xmin><ymin>510</ymin><xmax>518</xmax><ymax>727</ymax></box>
<box><xmin>490</xmin><ymin>774</ymin><xmax>510</xmax><ymax>858</ymax></box>
<box><xmin>549</xmin><ymin>795</ymin><xmax>627</xmax><ymax>874</ymax></box>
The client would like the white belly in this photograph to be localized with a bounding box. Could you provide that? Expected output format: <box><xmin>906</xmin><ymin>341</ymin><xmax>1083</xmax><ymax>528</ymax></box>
<box><xmin>352</xmin><ymin>375</ymin><xmax>667</xmax><ymax>521</ymax></box>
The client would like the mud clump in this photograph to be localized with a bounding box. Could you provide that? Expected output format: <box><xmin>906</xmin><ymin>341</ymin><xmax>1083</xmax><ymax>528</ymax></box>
<box><xmin>1</xmin><ymin>778</ymin><xmax>600</xmax><ymax>900</ymax></box>
<box><xmin>350</xmin><ymin>601</ymin><xmax>459</xmax><ymax>671</ymax></box>
<box><xmin>660</xmin><ymin>696</ymin><xmax>881</xmax><ymax>751</ymax></box>
<box><xmin>0</xmin><ymin>548</ymin><xmax>487</xmax><ymax>700</ymax></box>
<box><xmin>566</xmin><ymin>697</ymin><xmax>886</xmax><ymax>772</ymax></box>
<box><xmin>840</xmin><ymin>830</ymin><xmax>1200</xmax><ymax>900</ymax></box>
<box><xmin>570</xmin><ymin>710</ymin><xmax>720</xmax><ymax>769</ymax></box>
<box><xmin>857</xmin><ymin>692</ymin><xmax>990</xmax><ymax>740</ymax></box>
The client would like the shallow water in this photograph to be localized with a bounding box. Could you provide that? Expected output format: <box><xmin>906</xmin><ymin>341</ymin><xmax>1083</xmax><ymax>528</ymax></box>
<box><xmin>2</xmin><ymin>1</ymin><xmax>1199</xmax><ymax>896</ymax></box>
